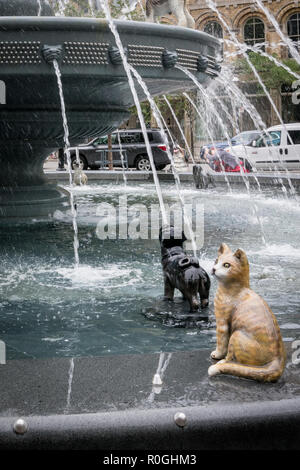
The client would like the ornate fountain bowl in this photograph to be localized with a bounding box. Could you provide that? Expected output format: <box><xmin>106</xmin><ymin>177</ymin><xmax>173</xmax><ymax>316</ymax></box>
<box><xmin>0</xmin><ymin>8</ymin><xmax>220</xmax><ymax>218</ymax></box>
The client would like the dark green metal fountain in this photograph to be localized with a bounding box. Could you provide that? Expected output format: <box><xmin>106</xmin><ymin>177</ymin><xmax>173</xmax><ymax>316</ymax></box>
<box><xmin>0</xmin><ymin>0</ymin><xmax>221</xmax><ymax>219</ymax></box>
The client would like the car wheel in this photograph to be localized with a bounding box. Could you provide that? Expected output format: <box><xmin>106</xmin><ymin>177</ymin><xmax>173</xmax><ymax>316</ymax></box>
<box><xmin>156</xmin><ymin>164</ymin><xmax>166</xmax><ymax>171</ymax></box>
<box><xmin>71</xmin><ymin>155</ymin><xmax>88</xmax><ymax>171</ymax></box>
<box><xmin>136</xmin><ymin>156</ymin><xmax>151</xmax><ymax>171</ymax></box>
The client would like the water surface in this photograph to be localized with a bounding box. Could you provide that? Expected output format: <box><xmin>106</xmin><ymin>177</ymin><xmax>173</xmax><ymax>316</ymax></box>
<box><xmin>0</xmin><ymin>182</ymin><xmax>299</xmax><ymax>359</ymax></box>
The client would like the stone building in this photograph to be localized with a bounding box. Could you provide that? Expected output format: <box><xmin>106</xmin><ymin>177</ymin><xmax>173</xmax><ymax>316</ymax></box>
<box><xmin>188</xmin><ymin>1</ymin><xmax>300</xmax><ymax>134</ymax></box>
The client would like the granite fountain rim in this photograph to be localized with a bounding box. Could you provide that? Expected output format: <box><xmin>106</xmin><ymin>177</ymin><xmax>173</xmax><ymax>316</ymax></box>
<box><xmin>0</xmin><ymin>16</ymin><xmax>220</xmax><ymax>48</ymax></box>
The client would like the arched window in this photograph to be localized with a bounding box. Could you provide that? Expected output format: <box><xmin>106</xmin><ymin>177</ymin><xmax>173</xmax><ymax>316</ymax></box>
<box><xmin>287</xmin><ymin>13</ymin><xmax>300</xmax><ymax>50</ymax></box>
<box><xmin>204</xmin><ymin>21</ymin><xmax>223</xmax><ymax>39</ymax></box>
<box><xmin>244</xmin><ymin>17</ymin><xmax>265</xmax><ymax>48</ymax></box>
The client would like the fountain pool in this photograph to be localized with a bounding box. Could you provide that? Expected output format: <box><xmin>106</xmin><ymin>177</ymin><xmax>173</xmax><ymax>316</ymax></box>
<box><xmin>1</xmin><ymin>181</ymin><xmax>299</xmax><ymax>361</ymax></box>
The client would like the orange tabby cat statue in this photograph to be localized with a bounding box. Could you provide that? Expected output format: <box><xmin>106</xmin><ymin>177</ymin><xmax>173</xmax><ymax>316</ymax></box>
<box><xmin>208</xmin><ymin>243</ymin><xmax>286</xmax><ymax>382</ymax></box>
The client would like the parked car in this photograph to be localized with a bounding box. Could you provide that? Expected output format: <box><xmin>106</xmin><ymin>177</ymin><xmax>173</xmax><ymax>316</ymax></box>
<box><xmin>226</xmin><ymin>124</ymin><xmax>300</xmax><ymax>171</ymax></box>
<box><xmin>69</xmin><ymin>129</ymin><xmax>172</xmax><ymax>171</ymax></box>
<box><xmin>202</xmin><ymin>130</ymin><xmax>261</xmax><ymax>152</ymax></box>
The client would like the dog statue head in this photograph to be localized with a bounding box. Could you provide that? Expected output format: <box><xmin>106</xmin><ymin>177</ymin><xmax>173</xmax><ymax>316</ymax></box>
<box><xmin>159</xmin><ymin>225</ymin><xmax>187</xmax><ymax>249</ymax></box>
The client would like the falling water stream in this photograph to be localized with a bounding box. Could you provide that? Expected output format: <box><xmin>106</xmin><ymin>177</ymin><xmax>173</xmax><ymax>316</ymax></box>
<box><xmin>224</xmin><ymin>39</ymin><xmax>300</xmax><ymax>82</ymax></box>
<box><xmin>253</xmin><ymin>0</ymin><xmax>300</xmax><ymax>65</ymax></box>
<box><xmin>116</xmin><ymin>130</ymin><xmax>128</xmax><ymax>186</ymax></box>
<box><xmin>49</xmin><ymin>0</ymin><xmax>300</xmax><ymax>265</ymax></box>
<box><xmin>53</xmin><ymin>59</ymin><xmax>80</xmax><ymax>267</ymax></box>
<box><xmin>65</xmin><ymin>357</ymin><xmax>75</xmax><ymax>412</ymax></box>
<box><xmin>220</xmin><ymin>70</ymin><xmax>296</xmax><ymax>198</ymax></box>
<box><xmin>206</xmin><ymin>0</ymin><xmax>298</xmax><ymax>199</ymax></box>
<box><xmin>99</xmin><ymin>0</ymin><xmax>172</xmax><ymax>230</ymax></box>
<box><xmin>88</xmin><ymin>0</ymin><xmax>95</xmax><ymax>17</ymax></box>
<box><xmin>128</xmin><ymin>64</ymin><xmax>198</xmax><ymax>256</ymax></box>
<box><xmin>162</xmin><ymin>95</ymin><xmax>195</xmax><ymax>164</ymax></box>
<box><xmin>178</xmin><ymin>66</ymin><xmax>267</xmax><ymax>245</ymax></box>
<box><xmin>215</xmin><ymin>69</ymin><xmax>288</xmax><ymax>196</ymax></box>
<box><xmin>183</xmin><ymin>91</ymin><xmax>232</xmax><ymax>193</ymax></box>
<box><xmin>37</xmin><ymin>0</ymin><xmax>42</xmax><ymax>16</ymax></box>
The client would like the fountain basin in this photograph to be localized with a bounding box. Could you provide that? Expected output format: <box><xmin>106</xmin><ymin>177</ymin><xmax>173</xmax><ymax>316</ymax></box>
<box><xmin>0</xmin><ymin>181</ymin><xmax>299</xmax><ymax>449</ymax></box>
<box><xmin>0</xmin><ymin>348</ymin><xmax>299</xmax><ymax>450</ymax></box>
<box><xmin>0</xmin><ymin>15</ymin><xmax>220</xmax><ymax>218</ymax></box>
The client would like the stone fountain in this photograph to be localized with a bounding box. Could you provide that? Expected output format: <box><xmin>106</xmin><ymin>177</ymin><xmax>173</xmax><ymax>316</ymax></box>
<box><xmin>0</xmin><ymin>0</ymin><xmax>221</xmax><ymax>219</ymax></box>
<box><xmin>2</xmin><ymin>1</ymin><xmax>299</xmax><ymax>453</ymax></box>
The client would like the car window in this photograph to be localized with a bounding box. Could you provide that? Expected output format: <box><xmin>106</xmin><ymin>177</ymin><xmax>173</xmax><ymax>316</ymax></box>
<box><xmin>146</xmin><ymin>132</ymin><xmax>153</xmax><ymax>142</ymax></box>
<box><xmin>134</xmin><ymin>132</ymin><xmax>153</xmax><ymax>143</ymax></box>
<box><xmin>255</xmin><ymin>131</ymin><xmax>281</xmax><ymax>148</ymax></box>
<box><xmin>120</xmin><ymin>133</ymin><xmax>141</xmax><ymax>144</ymax></box>
<box><xmin>287</xmin><ymin>130</ymin><xmax>300</xmax><ymax>145</ymax></box>
<box><xmin>241</xmin><ymin>133</ymin><xmax>259</xmax><ymax>144</ymax></box>
<box><xmin>93</xmin><ymin>135</ymin><xmax>117</xmax><ymax>146</ymax></box>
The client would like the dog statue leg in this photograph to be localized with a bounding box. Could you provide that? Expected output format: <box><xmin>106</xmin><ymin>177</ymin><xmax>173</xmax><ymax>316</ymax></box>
<box><xmin>199</xmin><ymin>276</ymin><xmax>210</xmax><ymax>309</ymax></box>
<box><xmin>164</xmin><ymin>276</ymin><xmax>174</xmax><ymax>301</ymax></box>
<box><xmin>187</xmin><ymin>291</ymin><xmax>200</xmax><ymax>312</ymax></box>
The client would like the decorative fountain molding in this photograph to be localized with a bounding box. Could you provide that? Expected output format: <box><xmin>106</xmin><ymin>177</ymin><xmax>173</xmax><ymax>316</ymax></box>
<box><xmin>0</xmin><ymin>0</ymin><xmax>221</xmax><ymax>219</ymax></box>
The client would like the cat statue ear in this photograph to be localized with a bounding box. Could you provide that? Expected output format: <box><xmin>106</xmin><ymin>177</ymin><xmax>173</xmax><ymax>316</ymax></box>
<box><xmin>218</xmin><ymin>243</ymin><xmax>231</xmax><ymax>256</ymax></box>
<box><xmin>234</xmin><ymin>249</ymin><xmax>248</xmax><ymax>264</ymax></box>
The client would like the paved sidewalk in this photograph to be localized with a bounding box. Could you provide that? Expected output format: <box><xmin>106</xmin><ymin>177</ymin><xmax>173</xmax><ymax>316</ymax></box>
<box><xmin>43</xmin><ymin>159</ymin><xmax>194</xmax><ymax>173</ymax></box>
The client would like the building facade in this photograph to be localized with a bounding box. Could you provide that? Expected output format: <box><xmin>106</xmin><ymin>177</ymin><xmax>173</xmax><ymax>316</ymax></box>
<box><xmin>190</xmin><ymin>0</ymin><xmax>300</xmax><ymax>130</ymax></box>
<box><xmin>125</xmin><ymin>1</ymin><xmax>300</xmax><ymax>149</ymax></box>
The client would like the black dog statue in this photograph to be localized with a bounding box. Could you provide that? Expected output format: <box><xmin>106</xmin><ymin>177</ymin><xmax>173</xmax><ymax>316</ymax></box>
<box><xmin>159</xmin><ymin>226</ymin><xmax>210</xmax><ymax>312</ymax></box>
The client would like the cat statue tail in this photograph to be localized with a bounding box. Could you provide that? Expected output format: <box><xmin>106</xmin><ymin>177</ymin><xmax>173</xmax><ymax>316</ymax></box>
<box><xmin>209</xmin><ymin>354</ymin><xmax>286</xmax><ymax>383</ymax></box>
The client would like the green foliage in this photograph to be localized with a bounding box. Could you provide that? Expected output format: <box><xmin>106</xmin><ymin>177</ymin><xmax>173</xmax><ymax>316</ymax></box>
<box><xmin>129</xmin><ymin>101</ymin><xmax>151</xmax><ymax>125</ymax></box>
<box><xmin>237</xmin><ymin>51</ymin><xmax>300</xmax><ymax>90</ymax></box>
<box><xmin>129</xmin><ymin>92</ymin><xmax>196</xmax><ymax>128</ymax></box>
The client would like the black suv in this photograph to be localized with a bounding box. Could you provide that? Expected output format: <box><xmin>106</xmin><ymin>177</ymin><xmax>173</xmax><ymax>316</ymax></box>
<box><xmin>70</xmin><ymin>129</ymin><xmax>172</xmax><ymax>171</ymax></box>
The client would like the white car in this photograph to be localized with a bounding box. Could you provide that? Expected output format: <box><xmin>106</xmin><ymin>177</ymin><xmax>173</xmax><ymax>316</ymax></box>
<box><xmin>227</xmin><ymin>124</ymin><xmax>300</xmax><ymax>171</ymax></box>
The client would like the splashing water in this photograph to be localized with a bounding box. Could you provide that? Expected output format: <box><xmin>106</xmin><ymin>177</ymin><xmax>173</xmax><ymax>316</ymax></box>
<box><xmin>53</xmin><ymin>59</ymin><xmax>80</xmax><ymax>267</ymax></box>
<box><xmin>153</xmin><ymin>352</ymin><xmax>172</xmax><ymax>383</ymax></box>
